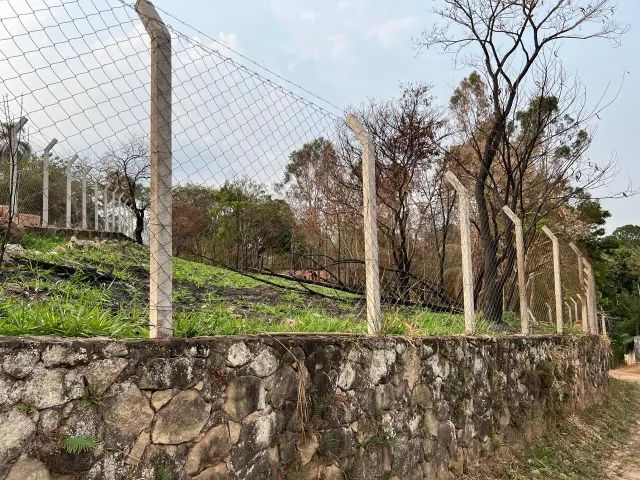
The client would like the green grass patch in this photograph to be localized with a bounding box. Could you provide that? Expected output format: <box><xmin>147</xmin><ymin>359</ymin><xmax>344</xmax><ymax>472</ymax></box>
<box><xmin>0</xmin><ymin>231</ymin><xmax>587</xmax><ymax>339</ymax></box>
<box><xmin>18</xmin><ymin>232</ymin><xmax>67</xmax><ymax>252</ymax></box>
<box><xmin>174</xmin><ymin>258</ymin><xmax>263</xmax><ymax>289</ymax></box>
<box><xmin>0</xmin><ymin>295</ymin><xmax>147</xmax><ymax>338</ymax></box>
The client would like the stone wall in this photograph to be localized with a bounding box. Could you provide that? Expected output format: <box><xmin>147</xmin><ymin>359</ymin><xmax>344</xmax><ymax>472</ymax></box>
<box><xmin>0</xmin><ymin>335</ymin><xmax>609</xmax><ymax>479</ymax></box>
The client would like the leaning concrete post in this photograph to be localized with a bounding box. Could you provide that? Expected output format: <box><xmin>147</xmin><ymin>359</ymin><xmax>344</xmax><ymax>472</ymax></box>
<box><xmin>8</xmin><ymin>117</ymin><xmax>28</xmax><ymax>220</ymax></box>
<box><xmin>444</xmin><ymin>171</ymin><xmax>476</xmax><ymax>334</ymax></box>
<box><xmin>542</xmin><ymin>226</ymin><xmax>563</xmax><ymax>334</ymax></box>
<box><xmin>41</xmin><ymin>138</ymin><xmax>57</xmax><ymax>227</ymax></box>
<box><xmin>65</xmin><ymin>154</ymin><xmax>78</xmax><ymax>229</ymax></box>
<box><xmin>137</xmin><ymin>0</ymin><xmax>173</xmax><ymax>337</ymax></box>
<box><xmin>94</xmin><ymin>177</ymin><xmax>99</xmax><ymax>230</ymax></box>
<box><xmin>81</xmin><ymin>166</ymin><xmax>90</xmax><ymax>230</ymax></box>
<box><xmin>502</xmin><ymin>206</ymin><xmax>529</xmax><ymax>334</ymax></box>
<box><xmin>569</xmin><ymin>243</ymin><xmax>588</xmax><ymax>333</ymax></box>
<box><xmin>546</xmin><ymin>303</ymin><xmax>553</xmax><ymax>324</ymax></box>
<box><xmin>346</xmin><ymin>114</ymin><xmax>381</xmax><ymax>335</ymax></box>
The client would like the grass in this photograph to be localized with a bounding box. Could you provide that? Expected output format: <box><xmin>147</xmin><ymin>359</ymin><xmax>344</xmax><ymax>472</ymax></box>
<box><xmin>0</xmin><ymin>231</ymin><xmax>579</xmax><ymax>339</ymax></box>
<box><xmin>0</xmin><ymin>294</ymin><xmax>147</xmax><ymax>338</ymax></box>
<box><xmin>462</xmin><ymin>379</ymin><xmax>640</xmax><ymax>479</ymax></box>
<box><xmin>18</xmin><ymin>232</ymin><xmax>67</xmax><ymax>252</ymax></box>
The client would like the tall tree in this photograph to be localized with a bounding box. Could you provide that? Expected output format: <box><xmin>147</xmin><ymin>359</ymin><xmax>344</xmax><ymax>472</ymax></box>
<box><xmin>285</xmin><ymin>84</ymin><xmax>446</xmax><ymax>298</ymax></box>
<box><xmin>418</xmin><ymin>0</ymin><xmax>625</xmax><ymax>322</ymax></box>
<box><xmin>103</xmin><ymin>137</ymin><xmax>150</xmax><ymax>244</ymax></box>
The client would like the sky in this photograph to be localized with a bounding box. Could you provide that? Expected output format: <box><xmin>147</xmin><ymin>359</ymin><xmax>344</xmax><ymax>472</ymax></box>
<box><xmin>150</xmin><ymin>0</ymin><xmax>640</xmax><ymax>232</ymax></box>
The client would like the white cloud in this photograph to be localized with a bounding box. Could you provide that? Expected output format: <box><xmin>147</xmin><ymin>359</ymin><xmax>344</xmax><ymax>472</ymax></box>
<box><xmin>216</xmin><ymin>31</ymin><xmax>243</xmax><ymax>53</ymax></box>
<box><xmin>370</xmin><ymin>17</ymin><xmax>419</xmax><ymax>47</ymax></box>
<box><xmin>300</xmin><ymin>9</ymin><xmax>316</xmax><ymax>22</ymax></box>
<box><xmin>265</xmin><ymin>0</ymin><xmax>419</xmax><ymax>62</ymax></box>
<box><xmin>325</xmin><ymin>33</ymin><xmax>351</xmax><ymax>59</ymax></box>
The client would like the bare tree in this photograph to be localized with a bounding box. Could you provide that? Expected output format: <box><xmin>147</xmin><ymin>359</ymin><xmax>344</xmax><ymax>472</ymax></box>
<box><xmin>418</xmin><ymin>0</ymin><xmax>626</xmax><ymax>322</ymax></box>
<box><xmin>0</xmin><ymin>98</ymin><xmax>29</xmax><ymax>264</ymax></box>
<box><xmin>103</xmin><ymin>137</ymin><xmax>150</xmax><ymax>244</ymax></box>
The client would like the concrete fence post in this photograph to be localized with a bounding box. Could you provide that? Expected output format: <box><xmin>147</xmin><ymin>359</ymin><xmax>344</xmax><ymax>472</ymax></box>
<box><xmin>94</xmin><ymin>177</ymin><xmax>99</xmax><ymax>230</ymax></box>
<box><xmin>103</xmin><ymin>185</ymin><xmax>109</xmax><ymax>231</ymax></box>
<box><xmin>577</xmin><ymin>293</ymin><xmax>588</xmax><ymax>333</ymax></box>
<box><xmin>66</xmin><ymin>154</ymin><xmax>78</xmax><ymax>229</ymax></box>
<box><xmin>502</xmin><ymin>206</ymin><xmax>529</xmax><ymax>335</ymax></box>
<box><xmin>41</xmin><ymin>138</ymin><xmax>57</xmax><ymax>227</ymax></box>
<box><xmin>589</xmin><ymin>263</ymin><xmax>599</xmax><ymax>333</ymax></box>
<box><xmin>110</xmin><ymin>189</ymin><xmax>116</xmax><ymax>232</ymax></box>
<box><xmin>137</xmin><ymin>0</ymin><xmax>173</xmax><ymax>337</ymax></box>
<box><xmin>564</xmin><ymin>301</ymin><xmax>572</xmax><ymax>326</ymax></box>
<box><xmin>569</xmin><ymin>243</ymin><xmax>589</xmax><ymax>334</ymax></box>
<box><xmin>118</xmin><ymin>193</ymin><xmax>125</xmax><ymax>233</ymax></box>
<box><xmin>600</xmin><ymin>313</ymin><xmax>607</xmax><ymax>338</ymax></box>
<box><xmin>583</xmin><ymin>260</ymin><xmax>598</xmax><ymax>334</ymax></box>
<box><xmin>541</xmin><ymin>226</ymin><xmax>563</xmax><ymax>334</ymax></box>
<box><xmin>81</xmin><ymin>166</ymin><xmax>90</xmax><ymax>230</ymax></box>
<box><xmin>345</xmin><ymin>114</ymin><xmax>381</xmax><ymax>335</ymax></box>
<box><xmin>8</xmin><ymin>117</ymin><xmax>28</xmax><ymax>220</ymax></box>
<box><xmin>570</xmin><ymin>297</ymin><xmax>580</xmax><ymax>329</ymax></box>
<box><xmin>444</xmin><ymin>171</ymin><xmax>476</xmax><ymax>335</ymax></box>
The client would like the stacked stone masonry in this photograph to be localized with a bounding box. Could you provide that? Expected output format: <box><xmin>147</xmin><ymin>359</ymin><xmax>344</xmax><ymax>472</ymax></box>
<box><xmin>0</xmin><ymin>335</ymin><xmax>609</xmax><ymax>479</ymax></box>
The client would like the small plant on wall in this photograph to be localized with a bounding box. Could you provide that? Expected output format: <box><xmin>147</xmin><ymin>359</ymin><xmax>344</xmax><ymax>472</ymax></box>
<box><xmin>61</xmin><ymin>435</ymin><xmax>100</xmax><ymax>454</ymax></box>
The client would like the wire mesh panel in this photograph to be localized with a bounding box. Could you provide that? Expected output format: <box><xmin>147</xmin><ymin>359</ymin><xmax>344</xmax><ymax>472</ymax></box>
<box><xmin>0</xmin><ymin>0</ymin><xmax>590</xmax><ymax>338</ymax></box>
<box><xmin>525</xmin><ymin>232</ymin><xmax>558</xmax><ymax>334</ymax></box>
<box><xmin>560</xmin><ymin>242</ymin><xmax>583</xmax><ymax>331</ymax></box>
<box><xmin>0</xmin><ymin>0</ymin><xmax>387</xmax><ymax>336</ymax></box>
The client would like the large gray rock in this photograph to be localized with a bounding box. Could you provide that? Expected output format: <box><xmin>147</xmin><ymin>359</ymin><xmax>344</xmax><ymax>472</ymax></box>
<box><xmin>0</xmin><ymin>409</ymin><xmax>36</xmax><ymax>472</ymax></box>
<box><xmin>2</xmin><ymin>350</ymin><xmax>39</xmax><ymax>379</ymax></box>
<box><xmin>224</xmin><ymin>376</ymin><xmax>262</xmax><ymax>421</ymax></box>
<box><xmin>42</xmin><ymin>345</ymin><xmax>88</xmax><ymax>368</ymax></box>
<box><xmin>101</xmin><ymin>382</ymin><xmax>153</xmax><ymax>441</ymax></box>
<box><xmin>6</xmin><ymin>457</ymin><xmax>51</xmax><ymax>480</ymax></box>
<box><xmin>0</xmin><ymin>375</ymin><xmax>23</xmax><ymax>408</ymax></box>
<box><xmin>138</xmin><ymin>357</ymin><xmax>205</xmax><ymax>390</ymax></box>
<box><xmin>231</xmin><ymin>447</ymin><xmax>277</xmax><ymax>480</ymax></box>
<box><xmin>227</xmin><ymin>342</ymin><xmax>252</xmax><ymax>367</ymax></box>
<box><xmin>21</xmin><ymin>366</ymin><xmax>67</xmax><ymax>409</ymax></box>
<box><xmin>184</xmin><ymin>424</ymin><xmax>231</xmax><ymax>474</ymax></box>
<box><xmin>152</xmin><ymin>389</ymin><xmax>210</xmax><ymax>444</ymax></box>
<box><xmin>268</xmin><ymin>366</ymin><xmax>298</xmax><ymax>409</ymax></box>
<box><xmin>369</xmin><ymin>349</ymin><xmax>396</xmax><ymax>385</ymax></box>
<box><xmin>230</xmin><ymin>412</ymin><xmax>277</xmax><ymax>468</ymax></box>
<box><xmin>249</xmin><ymin>348</ymin><xmax>279</xmax><ymax>378</ymax></box>
<box><xmin>82</xmin><ymin>358</ymin><xmax>128</xmax><ymax>395</ymax></box>
<box><xmin>125</xmin><ymin>432</ymin><xmax>150</xmax><ymax>467</ymax></box>
<box><xmin>192</xmin><ymin>463</ymin><xmax>229</xmax><ymax>480</ymax></box>
<box><xmin>151</xmin><ymin>389</ymin><xmax>173</xmax><ymax>411</ymax></box>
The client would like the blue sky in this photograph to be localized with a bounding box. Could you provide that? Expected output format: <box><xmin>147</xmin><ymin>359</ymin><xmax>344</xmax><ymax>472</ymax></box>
<box><xmin>149</xmin><ymin>0</ymin><xmax>639</xmax><ymax>232</ymax></box>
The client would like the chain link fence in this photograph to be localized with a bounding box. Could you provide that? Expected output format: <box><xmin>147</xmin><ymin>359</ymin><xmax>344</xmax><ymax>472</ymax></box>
<box><xmin>0</xmin><ymin>0</ymin><xmax>599</xmax><ymax>338</ymax></box>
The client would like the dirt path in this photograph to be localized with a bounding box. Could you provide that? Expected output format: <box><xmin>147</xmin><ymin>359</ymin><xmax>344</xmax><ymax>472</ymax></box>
<box><xmin>606</xmin><ymin>365</ymin><xmax>640</xmax><ymax>479</ymax></box>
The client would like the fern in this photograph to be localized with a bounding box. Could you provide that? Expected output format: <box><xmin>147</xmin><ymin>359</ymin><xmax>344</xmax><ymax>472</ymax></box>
<box><xmin>62</xmin><ymin>435</ymin><xmax>100</xmax><ymax>454</ymax></box>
